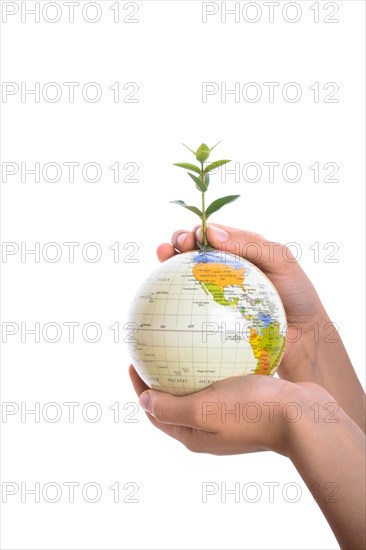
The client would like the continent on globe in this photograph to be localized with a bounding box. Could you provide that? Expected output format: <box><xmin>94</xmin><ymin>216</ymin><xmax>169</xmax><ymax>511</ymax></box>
<box><xmin>250</xmin><ymin>324</ymin><xmax>286</xmax><ymax>375</ymax></box>
<box><xmin>193</xmin><ymin>261</ymin><xmax>245</xmax><ymax>307</ymax></box>
<box><xmin>128</xmin><ymin>249</ymin><xmax>287</xmax><ymax>396</ymax></box>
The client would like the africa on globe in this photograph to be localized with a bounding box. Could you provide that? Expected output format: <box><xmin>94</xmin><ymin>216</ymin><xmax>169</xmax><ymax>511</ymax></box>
<box><xmin>128</xmin><ymin>249</ymin><xmax>286</xmax><ymax>396</ymax></box>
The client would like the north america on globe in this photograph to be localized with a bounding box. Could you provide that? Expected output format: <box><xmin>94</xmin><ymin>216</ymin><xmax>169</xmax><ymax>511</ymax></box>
<box><xmin>128</xmin><ymin>249</ymin><xmax>287</xmax><ymax>396</ymax></box>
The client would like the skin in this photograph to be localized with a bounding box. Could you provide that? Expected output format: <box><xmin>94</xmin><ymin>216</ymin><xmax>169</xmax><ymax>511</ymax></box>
<box><xmin>156</xmin><ymin>223</ymin><xmax>366</xmax><ymax>431</ymax></box>
<box><xmin>129</xmin><ymin>223</ymin><xmax>366</xmax><ymax>549</ymax></box>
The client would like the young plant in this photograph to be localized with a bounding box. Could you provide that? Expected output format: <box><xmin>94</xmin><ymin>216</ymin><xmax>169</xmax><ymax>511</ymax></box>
<box><xmin>171</xmin><ymin>142</ymin><xmax>240</xmax><ymax>250</ymax></box>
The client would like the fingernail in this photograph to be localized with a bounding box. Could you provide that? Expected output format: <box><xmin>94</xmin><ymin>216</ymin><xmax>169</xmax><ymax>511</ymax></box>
<box><xmin>139</xmin><ymin>391</ymin><xmax>151</xmax><ymax>412</ymax></box>
<box><xmin>209</xmin><ymin>226</ymin><xmax>230</xmax><ymax>243</ymax></box>
<box><xmin>196</xmin><ymin>226</ymin><xmax>230</xmax><ymax>244</ymax></box>
<box><xmin>176</xmin><ymin>232</ymin><xmax>188</xmax><ymax>249</ymax></box>
<box><xmin>195</xmin><ymin>227</ymin><xmax>203</xmax><ymax>242</ymax></box>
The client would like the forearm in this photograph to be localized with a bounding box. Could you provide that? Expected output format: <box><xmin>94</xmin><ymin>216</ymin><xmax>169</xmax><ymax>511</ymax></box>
<box><xmin>287</xmin><ymin>400</ymin><xmax>366</xmax><ymax>550</ymax></box>
<box><xmin>281</xmin><ymin>308</ymin><xmax>365</xmax><ymax>431</ymax></box>
<box><xmin>314</xmin><ymin>319</ymin><xmax>365</xmax><ymax>432</ymax></box>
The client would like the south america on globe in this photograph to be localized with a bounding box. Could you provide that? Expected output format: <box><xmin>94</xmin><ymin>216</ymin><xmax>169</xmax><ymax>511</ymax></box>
<box><xmin>127</xmin><ymin>142</ymin><xmax>287</xmax><ymax>395</ymax></box>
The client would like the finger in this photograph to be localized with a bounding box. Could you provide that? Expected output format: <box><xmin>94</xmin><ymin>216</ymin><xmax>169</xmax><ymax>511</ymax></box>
<box><xmin>144</xmin><ymin>413</ymin><xmax>216</xmax><ymax>452</ymax></box>
<box><xmin>138</xmin><ymin>389</ymin><xmax>214</xmax><ymax>431</ymax></box>
<box><xmin>156</xmin><ymin>243</ymin><xmax>176</xmax><ymax>262</ymax></box>
<box><xmin>145</xmin><ymin>414</ymin><xmax>194</xmax><ymax>445</ymax></box>
<box><xmin>156</xmin><ymin>229</ymin><xmax>197</xmax><ymax>262</ymax></box>
<box><xmin>129</xmin><ymin>366</ymin><xmax>200</xmax><ymax>444</ymax></box>
<box><xmin>171</xmin><ymin>230</ymin><xmax>197</xmax><ymax>252</ymax></box>
<box><xmin>128</xmin><ymin>364</ymin><xmax>149</xmax><ymax>396</ymax></box>
<box><xmin>195</xmin><ymin>223</ymin><xmax>299</xmax><ymax>274</ymax></box>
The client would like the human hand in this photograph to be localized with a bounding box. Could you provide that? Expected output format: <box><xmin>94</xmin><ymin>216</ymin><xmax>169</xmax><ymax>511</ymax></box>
<box><xmin>155</xmin><ymin>223</ymin><xmax>365</xmax><ymax>430</ymax></box>
<box><xmin>156</xmin><ymin>222</ymin><xmax>326</xmax><ymax>380</ymax></box>
<box><xmin>129</xmin><ymin>364</ymin><xmax>328</xmax><ymax>456</ymax></box>
<box><xmin>129</xmin><ymin>368</ymin><xmax>366</xmax><ymax>550</ymax></box>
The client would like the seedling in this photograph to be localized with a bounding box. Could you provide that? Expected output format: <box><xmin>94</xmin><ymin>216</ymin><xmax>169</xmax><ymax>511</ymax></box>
<box><xmin>171</xmin><ymin>142</ymin><xmax>240</xmax><ymax>250</ymax></box>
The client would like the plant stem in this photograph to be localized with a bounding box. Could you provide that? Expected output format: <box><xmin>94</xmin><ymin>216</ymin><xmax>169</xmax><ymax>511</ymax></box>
<box><xmin>200</xmin><ymin>162</ymin><xmax>207</xmax><ymax>246</ymax></box>
<box><xmin>202</xmin><ymin>191</ymin><xmax>207</xmax><ymax>245</ymax></box>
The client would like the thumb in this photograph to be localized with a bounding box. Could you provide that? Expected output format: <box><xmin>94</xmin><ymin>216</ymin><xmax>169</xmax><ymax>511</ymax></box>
<box><xmin>195</xmin><ymin>223</ymin><xmax>299</xmax><ymax>274</ymax></box>
<box><xmin>139</xmin><ymin>390</ymin><xmax>203</xmax><ymax>428</ymax></box>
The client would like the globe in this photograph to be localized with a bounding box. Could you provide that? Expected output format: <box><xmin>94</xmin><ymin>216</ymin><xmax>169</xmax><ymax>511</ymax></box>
<box><xmin>127</xmin><ymin>249</ymin><xmax>287</xmax><ymax>396</ymax></box>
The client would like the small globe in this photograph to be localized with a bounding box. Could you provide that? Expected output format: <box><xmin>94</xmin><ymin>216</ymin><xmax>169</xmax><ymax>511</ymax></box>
<box><xmin>128</xmin><ymin>249</ymin><xmax>286</xmax><ymax>396</ymax></box>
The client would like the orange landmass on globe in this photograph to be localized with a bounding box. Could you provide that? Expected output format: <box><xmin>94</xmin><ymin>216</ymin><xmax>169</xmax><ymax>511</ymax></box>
<box><xmin>249</xmin><ymin>325</ymin><xmax>285</xmax><ymax>375</ymax></box>
<box><xmin>193</xmin><ymin>263</ymin><xmax>245</xmax><ymax>289</ymax></box>
<box><xmin>193</xmin><ymin>263</ymin><xmax>245</xmax><ymax>307</ymax></box>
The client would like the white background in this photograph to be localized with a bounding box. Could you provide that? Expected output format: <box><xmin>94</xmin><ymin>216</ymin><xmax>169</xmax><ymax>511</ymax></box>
<box><xmin>1</xmin><ymin>1</ymin><xmax>365</xmax><ymax>549</ymax></box>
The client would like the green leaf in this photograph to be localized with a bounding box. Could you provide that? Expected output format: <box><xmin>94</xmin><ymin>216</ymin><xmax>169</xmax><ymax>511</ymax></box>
<box><xmin>188</xmin><ymin>172</ymin><xmax>207</xmax><ymax>192</ymax></box>
<box><xmin>173</xmin><ymin>162</ymin><xmax>201</xmax><ymax>175</ymax></box>
<box><xmin>205</xmin><ymin>195</ymin><xmax>240</xmax><ymax>218</ymax></box>
<box><xmin>196</xmin><ymin>143</ymin><xmax>210</xmax><ymax>162</ymax></box>
<box><xmin>204</xmin><ymin>159</ymin><xmax>231</xmax><ymax>174</ymax></box>
<box><xmin>209</xmin><ymin>141</ymin><xmax>221</xmax><ymax>153</ymax></box>
<box><xmin>170</xmin><ymin>200</ymin><xmax>202</xmax><ymax>218</ymax></box>
<box><xmin>181</xmin><ymin>143</ymin><xmax>196</xmax><ymax>156</ymax></box>
<box><xmin>205</xmin><ymin>173</ymin><xmax>210</xmax><ymax>188</ymax></box>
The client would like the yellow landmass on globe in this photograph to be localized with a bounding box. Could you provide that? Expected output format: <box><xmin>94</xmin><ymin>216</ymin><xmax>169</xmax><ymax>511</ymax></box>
<box><xmin>193</xmin><ymin>263</ymin><xmax>245</xmax><ymax>307</ymax></box>
<box><xmin>250</xmin><ymin>323</ymin><xmax>286</xmax><ymax>375</ymax></box>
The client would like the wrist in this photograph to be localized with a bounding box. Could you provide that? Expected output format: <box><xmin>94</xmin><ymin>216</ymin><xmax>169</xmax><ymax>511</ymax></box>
<box><xmin>279</xmin><ymin>308</ymin><xmax>349</xmax><ymax>381</ymax></box>
<box><xmin>283</xmin><ymin>387</ymin><xmax>366</xmax><ymax>550</ymax></box>
<box><xmin>269</xmin><ymin>380</ymin><xmax>340</xmax><ymax>457</ymax></box>
<box><xmin>284</xmin><ymin>382</ymin><xmax>345</xmax><ymax>459</ymax></box>
<box><xmin>262</xmin><ymin>379</ymin><xmax>316</xmax><ymax>456</ymax></box>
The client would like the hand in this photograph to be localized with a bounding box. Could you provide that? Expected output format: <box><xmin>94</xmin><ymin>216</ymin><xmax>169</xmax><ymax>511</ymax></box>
<box><xmin>129</xmin><ymin>369</ymin><xmax>366</xmax><ymax>550</ymax></box>
<box><xmin>156</xmin><ymin>223</ymin><xmax>365</xmax><ymax>431</ymax></box>
<box><xmin>157</xmin><ymin>223</ymin><xmax>325</xmax><ymax>378</ymax></box>
<box><xmin>129</xmin><ymin>364</ymin><xmax>328</xmax><ymax>456</ymax></box>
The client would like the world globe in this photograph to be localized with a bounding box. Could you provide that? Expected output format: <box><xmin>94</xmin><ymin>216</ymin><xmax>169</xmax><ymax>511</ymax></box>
<box><xmin>127</xmin><ymin>249</ymin><xmax>287</xmax><ymax>396</ymax></box>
